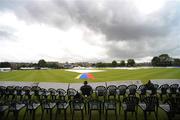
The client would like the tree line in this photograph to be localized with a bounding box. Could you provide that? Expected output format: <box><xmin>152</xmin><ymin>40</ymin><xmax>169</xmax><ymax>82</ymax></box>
<box><xmin>151</xmin><ymin>54</ymin><xmax>180</xmax><ymax>67</ymax></box>
<box><xmin>0</xmin><ymin>59</ymin><xmax>60</xmax><ymax>69</ymax></box>
<box><xmin>0</xmin><ymin>54</ymin><xmax>180</xmax><ymax>69</ymax></box>
<box><xmin>95</xmin><ymin>59</ymin><xmax>135</xmax><ymax>67</ymax></box>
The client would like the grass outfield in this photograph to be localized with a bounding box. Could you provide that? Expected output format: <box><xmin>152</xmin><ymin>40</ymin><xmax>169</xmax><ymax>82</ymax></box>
<box><xmin>0</xmin><ymin>68</ymin><xmax>180</xmax><ymax>83</ymax></box>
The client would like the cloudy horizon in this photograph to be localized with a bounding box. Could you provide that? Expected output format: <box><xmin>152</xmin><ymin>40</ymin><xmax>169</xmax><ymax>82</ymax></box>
<box><xmin>0</xmin><ymin>0</ymin><xmax>180</xmax><ymax>63</ymax></box>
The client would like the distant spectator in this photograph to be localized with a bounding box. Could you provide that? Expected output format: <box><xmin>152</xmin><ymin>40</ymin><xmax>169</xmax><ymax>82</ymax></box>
<box><xmin>145</xmin><ymin>80</ymin><xmax>156</xmax><ymax>95</ymax></box>
<box><xmin>80</xmin><ymin>81</ymin><xmax>93</xmax><ymax>97</ymax></box>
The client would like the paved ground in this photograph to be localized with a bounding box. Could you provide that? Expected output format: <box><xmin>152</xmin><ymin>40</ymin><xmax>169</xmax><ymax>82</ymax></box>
<box><xmin>0</xmin><ymin>80</ymin><xmax>142</xmax><ymax>91</ymax></box>
<box><xmin>38</xmin><ymin>82</ymin><xmax>69</xmax><ymax>90</ymax></box>
<box><xmin>1</xmin><ymin>79</ymin><xmax>180</xmax><ymax>91</ymax></box>
<box><xmin>151</xmin><ymin>79</ymin><xmax>180</xmax><ymax>86</ymax></box>
<box><xmin>0</xmin><ymin>81</ymin><xmax>34</xmax><ymax>87</ymax></box>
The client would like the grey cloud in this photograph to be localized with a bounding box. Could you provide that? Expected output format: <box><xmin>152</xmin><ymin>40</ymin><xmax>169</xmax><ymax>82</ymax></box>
<box><xmin>0</xmin><ymin>30</ymin><xmax>10</xmax><ymax>37</ymax></box>
<box><xmin>106</xmin><ymin>36</ymin><xmax>180</xmax><ymax>60</ymax></box>
<box><xmin>106</xmin><ymin>40</ymin><xmax>153</xmax><ymax>59</ymax></box>
<box><xmin>1</xmin><ymin>0</ymin><xmax>180</xmax><ymax>60</ymax></box>
<box><xmin>1</xmin><ymin>0</ymin><xmax>180</xmax><ymax>40</ymax></box>
<box><xmin>0</xmin><ymin>25</ymin><xmax>17</xmax><ymax>41</ymax></box>
<box><xmin>0</xmin><ymin>30</ymin><xmax>14</xmax><ymax>41</ymax></box>
<box><xmin>16</xmin><ymin>0</ymin><xmax>76</xmax><ymax>30</ymax></box>
<box><xmin>53</xmin><ymin>0</ymin><xmax>179</xmax><ymax>40</ymax></box>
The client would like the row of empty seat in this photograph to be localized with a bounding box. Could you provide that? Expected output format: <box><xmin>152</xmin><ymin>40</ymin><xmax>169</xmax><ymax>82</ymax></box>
<box><xmin>0</xmin><ymin>83</ymin><xmax>180</xmax><ymax>120</ymax></box>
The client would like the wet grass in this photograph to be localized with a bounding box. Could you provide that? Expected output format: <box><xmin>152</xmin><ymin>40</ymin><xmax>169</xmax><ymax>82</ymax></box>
<box><xmin>0</xmin><ymin>68</ymin><xmax>180</xmax><ymax>83</ymax></box>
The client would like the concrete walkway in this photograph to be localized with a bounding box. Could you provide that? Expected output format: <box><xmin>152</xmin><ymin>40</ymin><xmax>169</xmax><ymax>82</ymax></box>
<box><xmin>1</xmin><ymin>79</ymin><xmax>180</xmax><ymax>91</ymax></box>
<box><xmin>0</xmin><ymin>80</ymin><xmax>142</xmax><ymax>91</ymax></box>
<box><xmin>151</xmin><ymin>79</ymin><xmax>180</xmax><ymax>86</ymax></box>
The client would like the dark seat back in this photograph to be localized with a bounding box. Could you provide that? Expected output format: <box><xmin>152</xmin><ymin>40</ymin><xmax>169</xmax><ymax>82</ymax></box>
<box><xmin>159</xmin><ymin>84</ymin><xmax>169</xmax><ymax>94</ymax></box>
<box><xmin>107</xmin><ymin>85</ymin><xmax>117</xmax><ymax>96</ymax></box>
<box><xmin>57</xmin><ymin>88</ymin><xmax>66</xmax><ymax>100</ymax></box>
<box><xmin>123</xmin><ymin>96</ymin><xmax>139</xmax><ymax>111</ymax></box>
<box><xmin>95</xmin><ymin>86</ymin><xmax>106</xmax><ymax>97</ymax></box>
<box><xmin>23</xmin><ymin>86</ymin><xmax>31</xmax><ymax>95</ymax></box>
<box><xmin>117</xmin><ymin>85</ymin><xmax>127</xmax><ymax>95</ymax></box>
<box><xmin>138</xmin><ymin>85</ymin><xmax>147</xmax><ymax>95</ymax></box>
<box><xmin>143</xmin><ymin>96</ymin><xmax>158</xmax><ymax>111</ymax></box>
<box><xmin>15</xmin><ymin>86</ymin><xmax>23</xmax><ymax>95</ymax></box>
<box><xmin>170</xmin><ymin>84</ymin><xmax>179</xmax><ymax>94</ymax></box>
<box><xmin>127</xmin><ymin>84</ymin><xmax>137</xmax><ymax>96</ymax></box>
<box><xmin>48</xmin><ymin>88</ymin><xmax>57</xmax><ymax>95</ymax></box>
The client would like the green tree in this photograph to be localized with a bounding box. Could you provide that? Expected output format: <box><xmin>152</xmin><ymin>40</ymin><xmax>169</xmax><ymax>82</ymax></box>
<box><xmin>173</xmin><ymin>58</ymin><xmax>180</xmax><ymax>66</ymax></box>
<box><xmin>159</xmin><ymin>54</ymin><xmax>172</xmax><ymax>66</ymax></box>
<box><xmin>127</xmin><ymin>59</ymin><xmax>135</xmax><ymax>66</ymax></box>
<box><xmin>119</xmin><ymin>60</ymin><xmax>126</xmax><ymax>66</ymax></box>
<box><xmin>151</xmin><ymin>54</ymin><xmax>173</xmax><ymax>66</ymax></box>
<box><xmin>0</xmin><ymin>62</ymin><xmax>11</xmax><ymax>68</ymax></box>
<box><xmin>96</xmin><ymin>62</ymin><xmax>106</xmax><ymax>67</ymax></box>
<box><xmin>112</xmin><ymin>60</ymin><xmax>117</xmax><ymax>67</ymax></box>
<box><xmin>47</xmin><ymin>63</ymin><xmax>59</xmax><ymax>69</ymax></box>
<box><xmin>151</xmin><ymin>56</ymin><xmax>160</xmax><ymax>66</ymax></box>
<box><xmin>38</xmin><ymin>59</ymin><xmax>47</xmax><ymax>67</ymax></box>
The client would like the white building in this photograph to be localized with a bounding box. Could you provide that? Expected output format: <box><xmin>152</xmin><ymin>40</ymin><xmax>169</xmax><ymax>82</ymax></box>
<box><xmin>0</xmin><ymin>68</ymin><xmax>11</xmax><ymax>72</ymax></box>
<box><xmin>40</xmin><ymin>67</ymin><xmax>50</xmax><ymax>70</ymax></box>
<box><xmin>20</xmin><ymin>67</ymin><xmax>35</xmax><ymax>70</ymax></box>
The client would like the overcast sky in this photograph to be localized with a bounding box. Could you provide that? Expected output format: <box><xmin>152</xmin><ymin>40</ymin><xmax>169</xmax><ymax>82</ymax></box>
<box><xmin>0</xmin><ymin>0</ymin><xmax>180</xmax><ymax>63</ymax></box>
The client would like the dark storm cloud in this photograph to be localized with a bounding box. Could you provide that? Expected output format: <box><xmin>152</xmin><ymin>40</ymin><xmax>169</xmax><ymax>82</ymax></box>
<box><xmin>1</xmin><ymin>0</ymin><xmax>180</xmax><ymax>59</ymax></box>
<box><xmin>70</xmin><ymin>1</ymin><xmax>180</xmax><ymax>41</ymax></box>
<box><xmin>1</xmin><ymin>0</ymin><xmax>174</xmax><ymax>40</ymax></box>
<box><xmin>53</xmin><ymin>0</ymin><xmax>170</xmax><ymax>40</ymax></box>
<box><xmin>106</xmin><ymin>36</ymin><xmax>180</xmax><ymax>59</ymax></box>
<box><xmin>106</xmin><ymin>40</ymin><xmax>153</xmax><ymax>59</ymax></box>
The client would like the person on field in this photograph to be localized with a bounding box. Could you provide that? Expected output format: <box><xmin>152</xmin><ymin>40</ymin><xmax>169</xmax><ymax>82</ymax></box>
<box><xmin>80</xmin><ymin>81</ymin><xmax>93</xmax><ymax>97</ymax></box>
